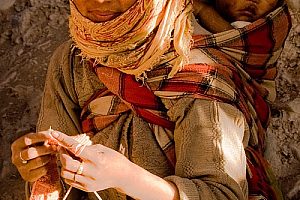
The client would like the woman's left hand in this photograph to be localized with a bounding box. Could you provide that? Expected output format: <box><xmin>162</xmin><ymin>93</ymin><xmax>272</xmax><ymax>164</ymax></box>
<box><xmin>50</xmin><ymin>131</ymin><xmax>132</xmax><ymax>192</ymax></box>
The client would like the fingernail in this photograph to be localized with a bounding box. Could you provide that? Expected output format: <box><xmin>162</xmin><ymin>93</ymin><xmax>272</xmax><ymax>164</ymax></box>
<box><xmin>51</xmin><ymin>131</ymin><xmax>59</xmax><ymax>138</ymax></box>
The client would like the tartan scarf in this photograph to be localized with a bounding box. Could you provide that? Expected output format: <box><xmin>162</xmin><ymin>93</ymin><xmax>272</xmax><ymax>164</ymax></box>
<box><xmin>81</xmin><ymin>3</ymin><xmax>292</xmax><ymax>200</ymax></box>
<box><xmin>69</xmin><ymin>0</ymin><xmax>193</xmax><ymax>78</ymax></box>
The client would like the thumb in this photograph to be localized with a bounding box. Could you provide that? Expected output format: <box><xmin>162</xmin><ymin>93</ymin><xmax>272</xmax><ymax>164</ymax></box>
<box><xmin>50</xmin><ymin>131</ymin><xmax>90</xmax><ymax>160</ymax></box>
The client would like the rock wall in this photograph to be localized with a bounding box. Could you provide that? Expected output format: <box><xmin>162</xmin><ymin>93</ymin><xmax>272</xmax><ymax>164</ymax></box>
<box><xmin>265</xmin><ymin>1</ymin><xmax>300</xmax><ymax>199</ymax></box>
<box><xmin>0</xmin><ymin>0</ymin><xmax>69</xmax><ymax>198</ymax></box>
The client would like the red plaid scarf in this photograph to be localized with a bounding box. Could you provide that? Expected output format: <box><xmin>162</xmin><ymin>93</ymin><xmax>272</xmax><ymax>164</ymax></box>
<box><xmin>81</xmin><ymin>3</ymin><xmax>291</xmax><ymax>200</ymax></box>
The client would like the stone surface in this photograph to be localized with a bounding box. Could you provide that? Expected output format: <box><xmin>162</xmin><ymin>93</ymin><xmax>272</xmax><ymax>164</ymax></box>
<box><xmin>0</xmin><ymin>0</ymin><xmax>16</xmax><ymax>10</ymax></box>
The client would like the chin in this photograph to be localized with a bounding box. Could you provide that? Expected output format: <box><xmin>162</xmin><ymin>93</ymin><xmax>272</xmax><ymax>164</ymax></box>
<box><xmin>235</xmin><ymin>16</ymin><xmax>253</xmax><ymax>22</ymax></box>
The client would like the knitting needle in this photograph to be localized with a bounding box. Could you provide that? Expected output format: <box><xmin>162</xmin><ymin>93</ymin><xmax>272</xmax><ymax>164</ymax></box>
<box><xmin>48</xmin><ymin>127</ymin><xmax>102</xmax><ymax>200</ymax></box>
<box><xmin>94</xmin><ymin>191</ymin><xmax>103</xmax><ymax>200</ymax></box>
<box><xmin>63</xmin><ymin>186</ymin><xmax>73</xmax><ymax>200</ymax></box>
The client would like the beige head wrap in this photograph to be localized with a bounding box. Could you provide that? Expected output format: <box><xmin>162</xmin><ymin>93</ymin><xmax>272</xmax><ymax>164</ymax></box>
<box><xmin>69</xmin><ymin>0</ymin><xmax>193</xmax><ymax>78</ymax></box>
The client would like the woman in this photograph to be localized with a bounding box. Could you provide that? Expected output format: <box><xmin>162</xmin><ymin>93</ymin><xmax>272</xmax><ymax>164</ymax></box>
<box><xmin>11</xmin><ymin>0</ymin><xmax>291</xmax><ymax>199</ymax></box>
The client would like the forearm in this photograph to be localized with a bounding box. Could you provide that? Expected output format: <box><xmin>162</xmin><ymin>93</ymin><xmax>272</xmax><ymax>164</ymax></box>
<box><xmin>193</xmin><ymin>1</ymin><xmax>233</xmax><ymax>33</ymax></box>
<box><xmin>119</xmin><ymin>161</ymin><xmax>179</xmax><ymax>200</ymax></box>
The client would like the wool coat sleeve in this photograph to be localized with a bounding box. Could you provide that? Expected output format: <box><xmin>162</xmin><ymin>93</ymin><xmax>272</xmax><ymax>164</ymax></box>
<box><xmin>36</xmin><ymin>40</ymin><xmax>82</xmax><ymax>135</ymax></box>
<box><xmin>162</xmin><ymin>97</ymin><xmax>250</xmax><ymax>200</ymax></box>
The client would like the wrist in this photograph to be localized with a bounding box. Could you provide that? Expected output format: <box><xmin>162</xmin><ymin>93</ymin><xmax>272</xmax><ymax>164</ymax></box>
<box><xmin>116</xmin><ymin>161</ymin><xmax>179</xmax><ymax>200</ymax></box>
<box><xmin>114</xmin><ymin>160</ymin><xmax>136</xmax><ymax>195</ymax></box>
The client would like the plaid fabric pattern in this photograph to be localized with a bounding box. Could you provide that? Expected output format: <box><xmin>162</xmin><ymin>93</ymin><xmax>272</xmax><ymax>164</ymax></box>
<box><xmin>81</xmin><ymin>3</ymin><xmax>291</xmax><ymax>200</ymax></box>
<box><xmin>81</xmin><ymin>66</ymin><xmax>177</xmax><ymax>167</ymax></box>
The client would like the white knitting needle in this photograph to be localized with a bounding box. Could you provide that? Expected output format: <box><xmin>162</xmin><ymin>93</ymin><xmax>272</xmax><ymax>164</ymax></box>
<box><xmin>48</xmin><ymin>127</ymin><xmax>102</xmax><ymax>200</ymax></box>
<box><xmin>62</xmin><ymin>186</ymin><xmax>72</xmax><ymax>200</ymax></box>
<box><xmin>63</xmin><ymin>186</ymin><xmax>102</xmax><ymax>200</ymax></box>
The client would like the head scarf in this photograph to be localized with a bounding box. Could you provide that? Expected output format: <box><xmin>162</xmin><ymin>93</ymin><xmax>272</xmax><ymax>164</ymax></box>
<box><xmin>69</xmin><ymin>0</ymin><xmax>193</xmax><ymax>79</ymax></box>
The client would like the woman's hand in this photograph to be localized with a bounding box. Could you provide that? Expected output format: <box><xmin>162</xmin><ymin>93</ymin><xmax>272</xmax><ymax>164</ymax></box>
<box><xmin>11</xmin><ymin>131</ymin><xmax>55</xmax><ymax>182</ymax></box>
<box><xmin>50</xmin><ymin>131</ymin><xmax>132</xmax><ymax>192</ymax></box>
<box><xmin>51</xmin><ymin>131</ymin><xmax>179</xmax><ymax>200</ymax></box>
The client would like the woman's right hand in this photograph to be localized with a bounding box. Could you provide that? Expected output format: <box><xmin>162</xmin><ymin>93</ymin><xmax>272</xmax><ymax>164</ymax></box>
<box><xmin>11</xmin><ymin>131</ymin><xmax>55</xmax><ymax>182</ymax></box>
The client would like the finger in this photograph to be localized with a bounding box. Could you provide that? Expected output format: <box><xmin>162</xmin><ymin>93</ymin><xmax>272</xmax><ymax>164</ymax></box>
<box><xmin>11</xmin><ymin>131</ymin><xmax>53</xmax><ymax>151</ymax></box>
<box><xmin>21</xmin><ymin>166</ymin><xmax>48</xmax><ymax>182</ymax></box>
<box><xmin>61</xmin><ymin>170</ymin><xmax>89</xmax><ymax>186</ymax></box>
<box><xmin>59</xmin><ymin>145</ymin><xmax>68</xmax><ymax>155</ymax></box>
<box><xmin>21</xmin><ymin>145</ymin><xmax>54</xmax><ymax>161</ymax></box>
<box><xmin>50</xmin><ymin>131</ymin><xmax>91</xmax><ymax>160</ymax></box>
<box><xmin>29</xmin><ymin>166</ymin><xmax>48</xmax><ymax>182</ymax></box>
<box><xmin>60</xmin><ymin>153</ymin><xmax>81</xmax><ymax>173</ymax></box>
<box><xmin>18</xmin><ymin>155</ymin><xmax>51</xmax><ymax>175</ymax></box>
<box><xmin>59</xmin><ymin>145</ymin><xmax>76</xmax><ymax>158</ymax></box>
<box><xmin>13</xmin><ymin>145</ymin><xmax>53</xmax><ymax>166</ymax></box>
<box><xmin>60</xmin><ymin>154</ymin><xmax>95</xmax><ymax>179</ymax></box>
<box><xmin>61</xmin><ymin>170</ymin><xmax>76</xmax><ymax>182</ymax></box>
<box><xmin>65</xmin><ymin>176</ymin><xmax>99</xmax><ymax>193</ymax></box>
<box><xmin>26</xmin><ymin>155</ymin><xmax>51</xmax><ymax>170</ymax></box>
<box><xmin>64</xmin><ymin>179</ymin><xmax>86</xmax><ymax>191</ymax></box>
<box><xmin>11</xmin><ymin>131</ymin><xmax>52</xmax><ymax>165</ymax></box>
<box><xmin>50</xmin><ymin>131</ymin><xmax>77</xmax><ymax>149</ymax></box>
